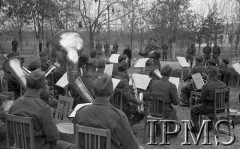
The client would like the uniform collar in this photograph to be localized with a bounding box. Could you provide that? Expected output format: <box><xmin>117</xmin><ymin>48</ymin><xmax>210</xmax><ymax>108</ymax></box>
<box><xmin>24</xmin><ymin>90</ymin><xmax>40</xmax><ymax>98</ymax></box>
<box><xmin>93</xmin><ymin>97</ymin><xmax>111</xmax><ymax>106</ymax></box>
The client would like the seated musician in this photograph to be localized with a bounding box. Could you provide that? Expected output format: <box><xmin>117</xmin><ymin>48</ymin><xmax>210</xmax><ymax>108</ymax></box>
<box><xmin>179</xmin><ymin>56</ymin><xmax>208</xmax><ymax>107</ymax></box>
<box><xmin>9</xmin><ymin>69</ymin><xmax>75</xmax><ymax>149</ymax></box>
<box><xmin>28</xmin><ymin>60</ymin><xmax>57</xmax><ymax>108</ymax></box>
<box><xmin>219</xmin><ymin>58</ymin><xmax>230</xmax><ymax>86</ymax></box>
<box><xmin>72</xmin><ymin>59</ymin><xmax>97</xmax><ymax>107</ymax></box>
<box><xmin>149</xmin><ymin>65</ymin><xmax>179</xmax><ymax>135</ymax></box>
<box><xmin>114</xmin><ymin>54</ymin><xmax>144</xmax><ymax>126</ymax></box>
<box><xmin>191</xmin><ymin>67</ymin><xmax>227</xmax><ymax>132</ymax></box>
<box><xmin>75</xmin><ymin>75</ymin><xmax>143</xmax><ymax>149</ymax></box>
<box><xmin>95</xmin><ymin>58</ymin><xmax>106</xmax><ymax>79</ymax></box>
<box><xmin>40</xmin><ymin>51</ymin><xmax>50</xmax><ymax>72</ymax></box>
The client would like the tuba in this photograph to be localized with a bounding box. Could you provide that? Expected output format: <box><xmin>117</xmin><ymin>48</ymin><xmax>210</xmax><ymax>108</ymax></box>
<box><xmin>2</xmin><ymin>57</ymin><xmax>27</xmax><ymax>89</ymax></box>
<box><xmin>48</xmin><ymin>30</ymin><xmax>94</xmax><ymax>103</ymax></box>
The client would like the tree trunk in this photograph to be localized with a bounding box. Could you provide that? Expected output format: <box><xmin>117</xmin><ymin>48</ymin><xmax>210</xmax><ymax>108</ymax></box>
<box><xmin>18</xmin><ymin>26</ymin><xmax>23</xmax><ymax>52</ymax></box>
<box><xmin>89</xmin><ymin>31</ymin><xmax>95</xmax><ymax>53</ymax></box>
<box><xmin>198</xmin><ymin>43</ymin><xmax>201</xmax><ymax>55</ymax></box>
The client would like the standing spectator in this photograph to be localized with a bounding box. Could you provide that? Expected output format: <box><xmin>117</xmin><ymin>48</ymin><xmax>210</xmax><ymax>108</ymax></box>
<box><xmin>139</xmin><ymin>38</ymin><xmax>161</xmax><ymax>70</ymax></box>
<box><xmin>12</xmin><ymin>38</ymin><xmax>18</xmax><ymax>53</ymax></box>
<box><xmin>212</xmin><ymin>42</ymin><xmax>221</xmax><ymax>66</ymax></box>
<box><xmin>112</xmin><ymin>41</ymin><xmax>119</xmax><ymax>54</ymax></box>
<box><xmin>203</xmin><ymin>43</ymin><xmax>211</xmax><ymax>66</ymax></box>
<box><xmin>104</xmin><ymin>41</ymin><xmax>110</xmax><ymax>58</ymax></box>
<box><xmin>95</xmin><ymin>40</ymin><xmax>102</xmax><ymax>57</ymax></box>
<box><xmin>186</xmin><ymin>43</ymin><xmax>196</xmax><ymax>68</ymax></box>
<box><xmin>123</xmin><ymin>45</ymin><xmax>132</xmax><ymax>67</ymax></box>
<box><xmin>161</xmin><ymin>43</ymin><xmax>168</xmax><ymax>61</ymax></box>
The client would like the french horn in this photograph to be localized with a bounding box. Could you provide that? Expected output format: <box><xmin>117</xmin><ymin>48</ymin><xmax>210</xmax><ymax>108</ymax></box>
<box><xmin>48</xmin><ymin>30</ymin><xmax>94</xmax><ymax>103</ymax></box>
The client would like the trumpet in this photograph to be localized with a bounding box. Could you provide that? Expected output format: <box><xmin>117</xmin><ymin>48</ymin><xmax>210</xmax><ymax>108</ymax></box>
<box><xmin>130</xmin><ymin>75</ymin><xmax>144</xmax><ymax>114</ymax></box>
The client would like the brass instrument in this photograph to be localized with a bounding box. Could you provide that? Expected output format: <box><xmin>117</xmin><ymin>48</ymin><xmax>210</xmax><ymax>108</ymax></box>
<box><xmin>48</xmin><ymin>30</ymin><xmax>93</xmax><ymax>103</ymax></box>
<box><xmin>130</xmin><ymin>74</ymin><xmax>144</xmax><ymax>114</ymax></box>
<box><xmin>2</xmin><ymin>57</ymin><xmax>27</xmax><ymax>89</ymax></box>
<box><xmin>151</xmin><ymin>69</ymin><xmax>162</xmax><ymax>80</ymax></box>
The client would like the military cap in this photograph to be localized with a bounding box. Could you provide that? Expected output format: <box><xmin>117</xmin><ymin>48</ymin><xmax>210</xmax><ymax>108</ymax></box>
<box><xmin>208</xmin><ymin>59</ymin><xmax>217</xmax><ymax>66</ymax></box>
<box><xmin>94</xmin><ymin>75</ymin><xmax>113</xmax><ymax>96</ymax></box>
<box><xmin>26</xmin><ymin>69</ymin><xmax>46</xmax><ymax>89</ymax></box>
<box><xmin>222</xmin><ymin>58</ymin><xmax>230</xmax><ymax>65</ymax></box>
<box><xmin>196</xmin><ymin>55</ymin><xmax>203</xmax><ymax>62</ymax></box>
<box><xmin>160</xmin><ymin>65</ymin><xmax>172</xmax><ymax>76</ymax></box>
<box><xmin>29</xmin><ymin>60</ymin><xmax>41</xmax><ymax>71</ymax></box>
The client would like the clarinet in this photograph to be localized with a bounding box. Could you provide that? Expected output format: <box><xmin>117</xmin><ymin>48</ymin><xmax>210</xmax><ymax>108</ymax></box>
<box><xmin>130</xmin><ymin>75</ymin><xmax>144</xmax><ymax>114</ymax></box>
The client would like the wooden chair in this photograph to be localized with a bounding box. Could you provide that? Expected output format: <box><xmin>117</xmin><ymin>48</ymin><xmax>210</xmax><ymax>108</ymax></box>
<box><xmin>143</xmin><ymin>92</ymin><xmax>167</xmax><ymax>143</ymax></box>
<box><xmin>75</xmin><ymin>125</ymin><xmax>111</xmax><ymax>149</ymax></box>
<box><xmin>189</xmin><ymin>91</ymin><xmax>201</xmax><ymax>110</ymax></box>
<box><xmin>55</xmin><ymin>95</ymin><xmax>74</xmax><ymax>122</ymax></box>
<box><xmin>6</xmin><ymin>114</ymin><xmax>35</xmax><ymax>149</ymax></box>
<box><xmin>202</xmin><ymin>88</ymin><xmax>231</xmax><ymax>136</ymax></box>
<box><xmin>110</xmin><ymin>88</ymin><xmax>123</xmax><ymax>110</ymax></box>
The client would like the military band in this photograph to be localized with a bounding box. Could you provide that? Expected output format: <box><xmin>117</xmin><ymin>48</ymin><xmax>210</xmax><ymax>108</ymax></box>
<box><xmin>0</xmin><ymin>31</ymin><xmax>232</xmax><ymax>149</ymax></box>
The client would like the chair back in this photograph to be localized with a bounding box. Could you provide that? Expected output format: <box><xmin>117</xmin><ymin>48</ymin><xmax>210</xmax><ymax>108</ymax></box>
<box><xmin>55</xmin><ymin>95</ymin><xmax>74</xmax><ymax>122</ymax></box>
<box><xmin>110</xmin><ymin>88</ymin><xmax>123</xmax><ymax>110</ymax></box>
<box><xmin>145</xmin><ymin>92</ymin><xmax>166</xmax><ymax>118</ymax></box>
<box><xmin>6</xmin><ymin>114</ymin><xmax>35</xmax><ymax>149</ymax></box>
<box><xmin>214</xmin><ymin>88</ymin><xmax>230</xmax><ymax>114</ymax></box>
<box><xmin>75</xmin><ymin>125</ymin><xmax>111</xmax><ymax>149</ymax></box>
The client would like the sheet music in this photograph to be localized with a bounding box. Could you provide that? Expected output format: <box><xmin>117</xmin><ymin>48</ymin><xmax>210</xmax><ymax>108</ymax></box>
<box><xmin>112</xmin><ymin>78</ymin><xmax>120</xmax><ymax>89</ymax></box>
<box><xmin>132</xmin><ymin>74</ymin><xmax>151</xmax><ymax>90</ymax></box>
<box><xmin>192</xmin><ymin>73</ymin><xmax>205</xmax><ymax>90</ymax></box>
<box><xmin>169</xmin><ymin>77</ymin><xmax>180</xmax><ymax>90</ymax></box>
<box><xmin>232</xmin><ymin>63</ymin><xmax>240</xmax><ymax>75</ymax></box>
<box><xmin>177</xmin><ymin>57</ymin><xmax>190</xmax><ymax>67</ymax></box>
<box><xmin>104</xmin><ymin>64</ymin><xmax>114</xmax><ymax>76</ymax></box>
<box><xmin>45</xmin><ymin>66</ymin><xmax>56</xmax><ymax>77</ymax></box>
<box><xmin>55</xmin><ymin>72</ymin><xmax>69</xmax><ymax>88</ymax></box>
<box><xmin>134</xmin><ymin>58</ymin><xmax>150</xmax><ymax>68</ymax></box>
<box><xmin>109</xmin><ymin>54</ymin><xmax>120</xmax><ymax>63</ymax></box>
<box><xmin>69</xmin><ymin>103</ymin><xmax>92</xmax><ymax>118</ymax></box>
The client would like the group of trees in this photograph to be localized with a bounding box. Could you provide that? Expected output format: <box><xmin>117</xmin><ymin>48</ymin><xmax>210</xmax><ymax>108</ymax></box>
<box><xmin>1</xmin><ymin>0</ymin><xmax>240</xmax><ymax>57</ymax></box>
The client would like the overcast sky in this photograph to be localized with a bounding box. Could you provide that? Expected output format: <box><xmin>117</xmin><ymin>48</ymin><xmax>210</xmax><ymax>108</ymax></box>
<box><xmin>190</xmin><ymin>0</ymin><xmax>238</xmax><ymax>21</ymax></box>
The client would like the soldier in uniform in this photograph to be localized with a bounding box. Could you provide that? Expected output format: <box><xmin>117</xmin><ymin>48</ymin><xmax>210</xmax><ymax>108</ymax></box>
<box><xmin>186</xmin><ymin>43</ymin><xmax>196</xmax><ymax>68</ymax></box>
<box><xmin>9</xmin><ymin>69</ymin><xmax>75</xmax><ymax>149</ymax></box>
<box><xmin>104</xmin><ymin>41</ymin><xmax>110</xmax><ymax>58</ymax></box>
<box><xmin>212</xmin><ymin>43</ymin><xmax>221</xmax><ymax>66</ymax></box>
<box><xmin>12</xmin><ymin>38</ymin><xmax>18</xmax><ymax>53</ymax></box>
<box><xmin>40</xmin><ymin>51</ymin><xmax>50</xmax><ymax>72</ymax></box>
<box><xmin>219</xmin><ymin>58</ymin><xmax>230</xmax><ymax>86</ymax></box>
<box><xmin>95</xmin><ymin>58</ymin><xmax>106</xmax><ymax>78</ymax></box>
<box><xmin>114</xmin><ymin>54</ymin><xmax>144</xmax><ymax>127</ymax></box>
<box><xmin>203</xmin><ymin>43</ymin><xmax>211</xmax><ymax>66</ymax></box>
<box><xmin>179</xmin><ymin>56</ymin><xmax>208</xmax><ymax>107</ymax></box>
<box><xmin>191</xmin><ymin>67</ymin><xmax>227</xmax><ymax>132</ymax></box>
<box><xmin>139</xmin><ymin>38</ymin><xmax>161</xmax><ymax>70</ymax></box>
<box><xmin>112</xmin><ymin>41</ymin><xmax>119</xmax><ymax>54</ymax></box>
<box><xmin>161</xmin><ymin>43</ymin><xmax>168</xmax><ymax>61</ymax></box>
<box><xmin>123</xmin><ymin>45</ymin><xmax>132</xmax><ymax>67</ymax></box>
<box><xmin>75</xmin><ymin>76</ymin><xmax>143</xmax><ymax>149</ymax></box>
<box><xmin>149</xmin><ymin>65</ymin><xmax>179</xmax><ymax>135</ymax></box>
<box><xmin>95</xmin><ymin>40</ymin><xmax>102</xmax><ymax>57</ymax></box>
